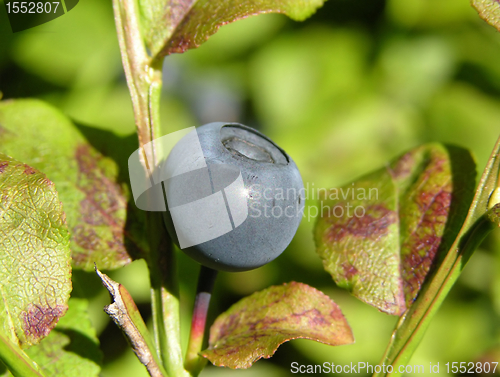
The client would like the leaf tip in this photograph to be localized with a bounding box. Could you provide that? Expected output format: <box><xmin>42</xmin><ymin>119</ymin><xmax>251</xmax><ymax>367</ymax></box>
<box><xmin>22</xmin><ymin>303</ymin><xmax>68</xmax><ymax>346</ymax></box>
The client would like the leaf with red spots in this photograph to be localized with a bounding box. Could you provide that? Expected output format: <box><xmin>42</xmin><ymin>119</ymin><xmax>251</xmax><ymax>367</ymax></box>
<box><xmin>201</xmin><ymin>282</ymin><xmax>353</xmax><ymax>369</ymax></box>
<box><xmin>0</xmin><ymin>99</ymin><xmax>148</xmax><ymax>271</ymax></box>
<box><xmin>315</xmin><ymin>144</ymin><xmax>476</xmax><ymax>315</ymax></box>
<box><xmin>22</xmin><ymin>299</ymin><xmax>102</xmax><ymax>377</ymax></box>
<box><xmin>471</xmin><ymin>0</ymin><xmax>500</xmax><ymax>32</ymax></box>
<box><xmin>375</xmin><ymin>138</ymin><xmax>500</xmax><ymax>370</ymax></box>
<box><xmin>139</xmin><ymin>0</ymin><xmax>327</xmax><ymax>59</ymax></box>
<box><xmin>0</xmin><ymin>153</ymin><xmax>71</xmax><ymax>348</ymax></box>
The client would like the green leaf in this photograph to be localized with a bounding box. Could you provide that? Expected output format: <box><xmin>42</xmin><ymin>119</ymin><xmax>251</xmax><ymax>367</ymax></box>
<box><xmin>0</xmin><ymin>99</ymin><xmax>148</xmax><ymax>271</ymax></box>
<box><xmin>139</xmin><ymin>0</ymin><xmax>327</xmax><ymax>59</ymax></box>
<box><xmin>201</xmin><ymin>282</ymin><xmax>354</xmax><ymax>369</ymax></box>
<box><xmin>0</xmin><ymin>333</ymin><xmax>45</xmax><ymax>377</ymax></box>
<box><xmin>315</xmin><ymin>144</ymin><xmax>475</xmax><ymax>315</ymax></box>
<box><xmin>23</xmin><ymin>298</ymin><xmax>101</xmax><ymax>377</ymax></box>
<box><xmin>0</xmin><ymin>154</ymin><xmax>71</xmax><ymax>347</ymax></box>
<box><xmin>471</xmin><ymin>0</ymin><xmax>500</xmax><ymax>32</ymax></box>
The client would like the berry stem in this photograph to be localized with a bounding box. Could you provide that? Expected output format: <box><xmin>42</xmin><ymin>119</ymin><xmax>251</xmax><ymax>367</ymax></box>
<box><xmin>184</xmin><ymin>266</ymin><xmax>218</xmax><ymax>376</ymax></box>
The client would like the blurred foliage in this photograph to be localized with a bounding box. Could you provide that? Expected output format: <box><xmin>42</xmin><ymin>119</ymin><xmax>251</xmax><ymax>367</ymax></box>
<box><xmin>1</xmin><ymin>0</ymin><xmax>500</xmax><ymax>375</ymax></box>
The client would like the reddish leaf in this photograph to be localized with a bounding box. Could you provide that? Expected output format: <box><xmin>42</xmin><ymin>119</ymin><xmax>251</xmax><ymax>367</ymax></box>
<box><xmin>315</xmin><ymin>144</ymin><xmax>475</xmax><ymax>315</ymax></box>
<box><xmin>139</xmin><ymin>0</ymin><xmax>326</xmax><ymax>58</ymax></box>
<box><xmin>202</xmin><ymin>282</ymin><xmax>353</xmax><ymax>369</ymax></box>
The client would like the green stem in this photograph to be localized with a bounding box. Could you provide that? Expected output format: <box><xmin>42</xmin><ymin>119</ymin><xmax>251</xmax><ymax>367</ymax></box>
<box><xmin>113</xmin><ymin>0</ymin><xmax>182</xmax><ymax>375</ymax></box>
<box><xmin>112</xmin><ymin>0</ymin><xmax>163</xmax><ymax>163</ymax></box>
<box><xmin>374</xmin><ymin>216</ymin><xmax>494</xmax><ymax>377</ymax></box>
<box><xmin>147</xmin><ymin>212</ymin><xmax>189</xmax><ymax>377</ymax></box>
<box><xmin>0</xmin><ymin>333</ymin><xmax>45</xmax><ymax>377</ymax></box>
<box><xmin>147</xmin><ymin>63</ymin><xmax>164</xmax><ymax>163</ymax></box>
<box><xmin>184</xmin><ymin>266</ymin><xmax>218</xmax><ymax>377</ymax></box>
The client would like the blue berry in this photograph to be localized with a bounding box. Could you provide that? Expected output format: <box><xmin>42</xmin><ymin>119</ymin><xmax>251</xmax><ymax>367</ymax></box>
<box><xmin>162</xmin><ymin>122</ymin><xmax>304</xmax><ymax>272</ymax></box>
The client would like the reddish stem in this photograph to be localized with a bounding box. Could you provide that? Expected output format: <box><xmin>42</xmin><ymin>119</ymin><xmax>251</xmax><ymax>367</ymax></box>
<box><xmin>184</xmin><ymin>266</ymin><xmax>218</xmax><ymax>376</ymax></box>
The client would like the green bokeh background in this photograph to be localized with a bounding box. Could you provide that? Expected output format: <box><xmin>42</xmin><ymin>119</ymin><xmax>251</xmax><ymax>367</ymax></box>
<box><xmin>0</xmin><ymin>0</ymin><xmax>499</xmax><ymax>375</ymax></box>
